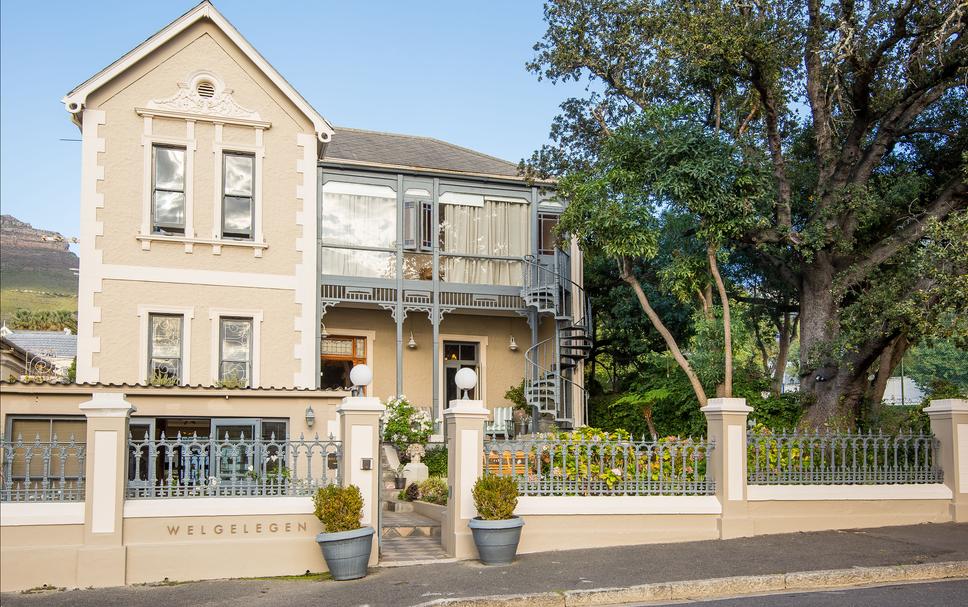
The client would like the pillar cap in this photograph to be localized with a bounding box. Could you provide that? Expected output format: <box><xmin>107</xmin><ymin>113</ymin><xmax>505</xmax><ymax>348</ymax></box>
<box><xmin>443</xmin><ymin>399</ymin><xmax>489</xmax><ymax>417</ymax></box>
<box><xmin>700</xmin><ymin>397</ymin><xmax>753</xmax><ymax>414</ymax></box>
<box><xmin>336</xmin><ymin>396</ymin><xmax>385</xmax><ymax>414</ymax></box>
<box><xmin>924</xmin><ymin>399</ymin><xmax>968</xmax><ymax>414</ymax></box>
<box><xmin>79</xmin><ymin>392</ymin><xmax>136</xmax><ymax>417</ymax></box>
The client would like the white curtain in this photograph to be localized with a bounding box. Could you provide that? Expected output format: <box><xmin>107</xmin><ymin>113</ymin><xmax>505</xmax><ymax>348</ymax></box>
<box><xmin>441</xmin><ymin>199</ymin><xmax>529</xmax><ymax>285</ymax></box>
<box><xmin>321</xmin><ymin>186</ymin><xmax>397</xmax><ymax>278</ymax></box>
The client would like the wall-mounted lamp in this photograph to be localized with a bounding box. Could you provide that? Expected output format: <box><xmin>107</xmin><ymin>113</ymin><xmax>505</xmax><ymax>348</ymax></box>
<box><xmin>305</xmin><ymin>404</ymin><xmax>315</xmax><ymax>428</ymax></box>
<box><xmin>408</xmin><ymin>330</ymin><xmax>417</xmax><ymax>349</ymax></box>
<box><xmin>350</xmin><ymin>364</ymin><xmax>373</xmax><ymax>397</ymax></box>
<box><xmin>455</xmin><ymin>367</ymin><xmax>478</xmax><ymax>400</ymax></box>
<box><xmin>508</xmin><ymin>335</ymin><xmax>518</xmax><ymax>352</ymax></box>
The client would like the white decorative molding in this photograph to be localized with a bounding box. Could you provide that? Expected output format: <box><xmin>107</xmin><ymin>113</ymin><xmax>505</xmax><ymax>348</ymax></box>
<box><xmin>146</xmin><ymin>78</ymin><xmax>261</xmax><ymax>122</ymax></box>
<box><xmin>293</xmin><ymin>132</ymin><xmax>319</xmax><ymax>388</ymax></box>
<box><xmin>747</xmin><ymin>484</ymin><xmax>953</xmax><ymax>501</ymax></box>
<box><xmin>0</xmin><ymin>502</ymin><xmax>85</xmax><ymax>526</ymax></box>
<box><xmin>77</xmin><ymin>109</ymin><xmax>106</xmax><ymax>384</ymax></box>
<box><xmin>516</xmin><ymin>495</ymin><xmax>722</xmax><ymax>516</ymax></box>
<box><xmin>124</xmin><ymin>497</ymin><xmax>313</xmax><ymax>518</ymax></box>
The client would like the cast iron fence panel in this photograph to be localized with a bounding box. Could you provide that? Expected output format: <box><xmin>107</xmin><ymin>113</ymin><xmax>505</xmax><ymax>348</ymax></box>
<box><xmin>126</xmin><ymin>432</ymin><xmax>342</xmax><ymax>498</ymax></box>
<box><xmin>1</xmin><ymin>434</ymin><xmax>86</xmax><ymax>502</ymax></box>
<box><xmin>747</xmin><ymin>428</ymin><xmax>943</xmax><ymax>485</ymax></box>
<box><xmin>483</xmin><ymin>434</ymin><xmax>714</xmax><ymax>496</ymax></box>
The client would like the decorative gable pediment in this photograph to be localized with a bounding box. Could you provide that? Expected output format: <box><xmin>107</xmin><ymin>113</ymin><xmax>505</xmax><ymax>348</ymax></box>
<box><xmin>146</xmin><ymin>71</ymin><xmax>261</xmax><ymax>122</ymax></box>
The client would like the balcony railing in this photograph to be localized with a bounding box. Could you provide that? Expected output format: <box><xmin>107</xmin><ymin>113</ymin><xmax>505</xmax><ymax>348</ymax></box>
<box><xmin>126</xmin><ymin>432</ymin><xmax>342</xmax><ymax>498</ymax></box>
<box><xmin>1</xmin><ymin>434</ymin><xmax>86</xmax><ymax>502</ymax></box>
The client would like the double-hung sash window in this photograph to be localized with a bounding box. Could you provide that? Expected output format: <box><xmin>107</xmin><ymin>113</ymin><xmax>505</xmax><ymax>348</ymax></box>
<box><xmin>222</xmin><ymin>152</ymin><xmax>255</xmax><ymax>240</ymax></box>
<box><xmin>218</xmin><ymin>317</ymin><xmax>253</xmax><ymax>386</ymax></box>
<box><xmin>148</xmin><ymin>314</ymin><xmax>183</xmax><ymax>383</ymax></box>
<box><xmin>151</xmin><ymin>145</ymin><xmax>186</xmax><ymax>234</ymax></box>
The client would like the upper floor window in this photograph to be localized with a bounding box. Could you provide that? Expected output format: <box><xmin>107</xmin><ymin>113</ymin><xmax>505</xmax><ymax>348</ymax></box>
<box><xmin>148</xmin><ymin>314</ymin><xmax>183</xmax><ymax>384</ymax></box>
<box><xmin>222</xmin><ymin>152</ymin><xmax>255</xmax><ymax>240</ymax></box>
<box><xmin>404</xmin><ymin>198</ymin><xmax>434</xmax><ymax>252</ymax></box>
<box><xmin>538</xmin><ymin>213</ymin><xmax>560</xmax><ymax>255</ymax></box>
<box><xmin>152</xmin><ymin>145</ymin><xmax>186</xmax><ymax>235</ymax></box>
<box><xmin>440</xmin><ymin>195</ymin><xmax>529</xmax><ymax>285</ymax></box>
<box><xmin>218</xmin><ymin>317</ymin><xmax>253</xmax><ymax>387</ymax></box>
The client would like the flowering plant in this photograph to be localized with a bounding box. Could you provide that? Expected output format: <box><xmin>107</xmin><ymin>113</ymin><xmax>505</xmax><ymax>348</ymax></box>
<box><xmin>382</xmin><ymin>395</ymin><xmax>433</xmax><ymax>460</ymax></box>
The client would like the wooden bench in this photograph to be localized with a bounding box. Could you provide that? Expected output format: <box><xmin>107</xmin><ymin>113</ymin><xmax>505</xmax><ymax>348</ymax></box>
<box><xmin>483</xmin><ymin>449</ymin><xmax>528</xmax><ymax>476</ymax></box>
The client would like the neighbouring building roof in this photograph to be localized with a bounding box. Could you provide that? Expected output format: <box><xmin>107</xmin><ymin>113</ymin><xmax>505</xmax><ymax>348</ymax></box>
<box><xmin>4</xmin><ymin>330</ymin><xmax>77</xmax><ymax>360</ymax></box>
<box><xmin>323</xmin><ymin>127</ymin><xmax>524</xmax><ymax>180</ymax></box>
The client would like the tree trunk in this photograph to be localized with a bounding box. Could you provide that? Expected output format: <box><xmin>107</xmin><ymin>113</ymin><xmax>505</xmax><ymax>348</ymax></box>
<box><xmin>619</xmin><ymin>258</ymin><xmax>708</xmax><ymax>407</ymax></box>
<box><xmin>799</xmin><ymin>256</ymin><xmax>845</xmax><ymax>425</ymax></box>
<box><xmin>771</xmin><ymin>312</ymin><xmax>796</xmax><ymax>396</ymax></box>
<box><xmin>707</xmin><ymin>243</ymin><xmax>732</xmax><ymax>397</ymax></box>
<box><xmin>867</xmin><ymin>334</ymin><xmax>910</xmax><ymax>418</ymax></box>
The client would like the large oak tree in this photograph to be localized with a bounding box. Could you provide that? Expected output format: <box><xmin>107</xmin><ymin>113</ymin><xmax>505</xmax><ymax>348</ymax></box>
<box><xmin>527</xmin><ymin>0</ymin><xmax>967</xmax><ymax>424</ymax></box>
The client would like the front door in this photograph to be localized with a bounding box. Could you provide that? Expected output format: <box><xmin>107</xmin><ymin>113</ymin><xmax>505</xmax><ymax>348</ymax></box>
<box><xmin>444</xmin><ymin>341</ymin><xmax>479</xmax><ymax>402</ymax></box>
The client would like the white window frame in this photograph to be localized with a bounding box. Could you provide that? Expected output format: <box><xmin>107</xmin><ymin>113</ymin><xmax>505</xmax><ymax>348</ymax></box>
<box><xmin>208</xmin><ymin>308</ymin><xmax>263</xmax><ymax>387</ymax></box>
<box><xmin>212</xmin><ymin>126</ymin><xmax>265</xmax><ymax>253</ymax></box>
<box><xmin>141</xmin><ymin>117</ymin><xmax>196</xmax><ymax>244</ymax></box>
<box><xmin>137</xmin><ymin>305</ymin><xmax>194</xmax><ymax>385</ymax></box>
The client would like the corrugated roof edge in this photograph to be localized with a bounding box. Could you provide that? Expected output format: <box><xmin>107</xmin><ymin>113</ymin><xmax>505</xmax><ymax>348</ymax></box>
<box><xmin>0</xmin><ymin>380</ymin><xmax>348</xmax><ymax>395</ymax></box>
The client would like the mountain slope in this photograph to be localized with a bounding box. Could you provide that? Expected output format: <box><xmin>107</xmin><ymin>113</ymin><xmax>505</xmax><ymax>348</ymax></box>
<box><xmin>0</xmin><ymin>214</ymin><xmax>78</xmax><ymax>319</ymax></box>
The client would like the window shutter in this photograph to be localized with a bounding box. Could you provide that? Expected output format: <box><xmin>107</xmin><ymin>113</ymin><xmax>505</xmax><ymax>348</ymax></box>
<box><xmin>404</xmin><ymin>200</ymin><xmax>417</xmax><ymax>249</ymax></box>
<box><xmin>420</xmin><ymin>200</ymin><xmax>433</xmax><ymax>251</ymax></box>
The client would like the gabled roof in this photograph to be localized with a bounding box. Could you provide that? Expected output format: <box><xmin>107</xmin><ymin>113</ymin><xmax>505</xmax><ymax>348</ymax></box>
<box><xmin>4</xmin><ymin>331</ymin><xmax>77</xmax><ymax>360</ymax></box>
<box><xmin>323</xmin><ymin>127</ymin><xmax>525</xmax><ymax>181</ymax></box>
<box><xmin>62</xmin><ymin>1</ymin><xmax>334</xmax><ymax>143</ymax></box>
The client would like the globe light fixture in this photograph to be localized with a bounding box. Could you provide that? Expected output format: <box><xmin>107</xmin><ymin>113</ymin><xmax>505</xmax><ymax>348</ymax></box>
<box><xmin>350</xmin><ymin>364</ymin><xmax>372</xmax><ymax>397</ymax></box>
<box><xmin>454</xmin><ymin>367</ymin><xmax>478</xmax><ymax>400</ymax></box>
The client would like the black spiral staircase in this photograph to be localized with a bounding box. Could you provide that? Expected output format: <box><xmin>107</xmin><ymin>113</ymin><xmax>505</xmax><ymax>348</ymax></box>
<box><xmin>521</xmin><ymin>254</ymin><xmax>593</xmax><ymax>427</ymax></box>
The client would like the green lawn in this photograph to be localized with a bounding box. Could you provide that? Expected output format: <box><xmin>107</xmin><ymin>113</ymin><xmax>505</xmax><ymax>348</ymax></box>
<box><xmin>0</xmin><ymin>289</ymin><xmax>77</xmax><ymax>321</ymax></box>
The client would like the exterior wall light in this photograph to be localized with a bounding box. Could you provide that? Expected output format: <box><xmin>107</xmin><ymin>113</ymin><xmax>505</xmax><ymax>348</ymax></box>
<box><xmin>508</xmin><ymin>335</ymin><xmax>518</xmax><ymax>351</ymax></box>
<box><xmin>305</xmin><ymin>404</ymin><xmax>315</xmax><ymax>428</ymax></box>
<box><xmin>350</xmin><ymin>364</ymin><xmax>372</xmax><ymax>397</ymax></box>
<box><xmin>454</xmin><ymin>367</ymin><xmax>478</xmax><ymax>400</ymax></box>
<box><xmin>408</xmin><ymin>331</ymin><xmax>417</xmax><ymax>349</ymax></box>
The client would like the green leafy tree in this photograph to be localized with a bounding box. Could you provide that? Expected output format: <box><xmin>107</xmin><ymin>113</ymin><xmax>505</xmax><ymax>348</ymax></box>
<box><xmin>8</xmin><ymin>309</ymin><xmax>77</xmax><ymax>333</ymax></box>
<box><xmin>529</xmin><ymin>0</ymin><xmax>967</xmax><ymax>424</ymax></box>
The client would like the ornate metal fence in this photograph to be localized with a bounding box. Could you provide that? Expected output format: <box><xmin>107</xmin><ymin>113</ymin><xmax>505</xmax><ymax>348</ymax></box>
<box><xmin>1</xmin><ymin>434</ymin><xmax>86</xmax><ymax>502</ymax></box>
<box><xmin>126</xmin><ymin>432</ymin><xmax>342</xmax><ymax>498</ymax></box>
<box><xmin>747</xmin><ymin>428</ymin><xmax>943</xmax><ymax>485</ymax></box>
<box><xmin>483</xmin><ymin>431</ymin><xmax>714</xmax><ymax>496</ymax></box>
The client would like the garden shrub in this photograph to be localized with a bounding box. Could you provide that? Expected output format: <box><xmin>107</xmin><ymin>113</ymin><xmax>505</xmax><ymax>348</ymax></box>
<box><xmin>418</xmin><ymin>476</ymin><xmax>448</xmax><ymax>505</ymax></box>
<box><xmin>472</xmin><ymin>475</ymin><xmax>518</xmax><ymax>520</ymax></box>
<box><xmin>404</xmin><ymin>482</ymin><xmax>420</xmax><ymax>502</ymax></box>
<box><xmin>312</xmin><ymin>484</ymin><xmax>363</xmax><ymax>533</ymax></box>
<box><xmin>423</xmin><ymin>445</ymin><xmax>448</xmax><ymax>477</ymax></box>
<box><xmin>382</xmin><ymin>395</ymin><xmax>433</xmax><ymax>459</ymax></box>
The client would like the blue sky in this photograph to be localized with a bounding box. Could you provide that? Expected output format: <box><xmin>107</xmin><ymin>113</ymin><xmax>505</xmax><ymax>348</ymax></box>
<box><xmin>0</xmin><ymin>1</ymin><xmax>587</xmax><ymax>240</ymax></box>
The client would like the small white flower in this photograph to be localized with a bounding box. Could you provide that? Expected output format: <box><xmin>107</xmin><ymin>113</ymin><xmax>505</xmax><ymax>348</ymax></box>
<box><xmin>610</xmin><ymin>467</ymin><xmax>623</xmax><ymax>477</ymax></box>
<box><xmin>247</xmin><ymin>465</ymin><xmax>254</xmax><ymax>472</ymax></box>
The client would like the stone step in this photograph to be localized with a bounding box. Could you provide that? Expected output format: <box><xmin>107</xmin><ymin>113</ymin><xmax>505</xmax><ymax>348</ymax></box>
<box><xmin>379</xmin><ymin>536</ymin><xmax>452</xmax><ymax>565</ymax></box>
<box><xmin>384</xmin><ymin>499</ymin><xmax>414</xmax><ymax>513</ymax></box>
<box><xmin>381</xmin><ymin>524</ymin><xmax>440</xmax><ymax>539</ymax></box>
<box><xmin>381</xmin><ymin>511</ymin><xmax>441</xmax><ymax>538</ymax></box>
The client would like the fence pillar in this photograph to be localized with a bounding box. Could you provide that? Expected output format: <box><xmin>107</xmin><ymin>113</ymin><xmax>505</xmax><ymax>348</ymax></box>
<box><xmin>924</xmin><ymin>398</ymin><xmax>968</xmax><ymax>522</ymax></box>
<box><xmin>337</xmin><ymin>395</ymin><xmax>385</xmax><ymax>565</ymax></box>
<box><xmin>443</xmin><ymin>399</ymin><xmax>489</xmax><ymax>559</ymax></box>
<box><xmin>77</xmin><ymin>392</ymin><xmax>135</xmax><ymax>588</ymax></box>
<box><xmin>701</xmin><ymin>397</ymin><xmax>754</xmax><ymax>539</ymax></box>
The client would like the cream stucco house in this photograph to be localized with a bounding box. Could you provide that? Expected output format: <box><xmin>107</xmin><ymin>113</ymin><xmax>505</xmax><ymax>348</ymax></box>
<box><xmin>50</xmin><ymin>1</ymin><xmax>589</xmax><ymax>441</ymax></box>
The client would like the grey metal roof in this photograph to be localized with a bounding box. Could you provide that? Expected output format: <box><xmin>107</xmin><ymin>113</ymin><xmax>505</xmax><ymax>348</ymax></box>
<box><xmin>323</xmin><ymin>127</ymin><xmax>522</xmax><ymax>179</ymax></box>
<box><xmin>5</xmin><ymin>331</ymin><xmax>77</xmax><ymax>360</ymax></box>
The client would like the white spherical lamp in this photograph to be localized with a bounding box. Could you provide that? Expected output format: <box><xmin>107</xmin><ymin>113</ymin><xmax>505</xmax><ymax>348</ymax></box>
<box><xmin>454</xmin><ymin>367</ymin><xmax>478</xmax><ymax>400</ymax></box>
<box><xmin>350</xmin><ymin>364</ymin><xmax>372</xmax><ymax>396</ymax></box>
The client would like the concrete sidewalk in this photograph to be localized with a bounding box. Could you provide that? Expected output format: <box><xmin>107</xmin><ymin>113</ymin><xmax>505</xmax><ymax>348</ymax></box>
<box><xmin>3</xmin><ymin>523</ymin><xmax>967</xmax><ymax>607</ymax></box>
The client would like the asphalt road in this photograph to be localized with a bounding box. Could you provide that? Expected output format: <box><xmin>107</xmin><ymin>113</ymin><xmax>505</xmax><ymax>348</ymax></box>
<box><xmin>645</xmin><ymin>579</ymin><xmax>968</xmax><ymax>606</ymax></box>
<box><xmin>2</xmin><ymin>523</ymin><xmax>966</xmax><ymax>607</ymax></box>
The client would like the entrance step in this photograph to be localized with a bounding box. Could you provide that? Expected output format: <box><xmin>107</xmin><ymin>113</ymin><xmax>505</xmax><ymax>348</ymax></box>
<box><xmin>381</xmin><ymin>511</ymin><xmax>440</xmax><ymax>538</ymax></box>
<box><xmin>379</xmin><ymin>536</ymin><xmax>453</xmax><ymax>566</ymax></box>
<box><xmin>384</xmin><ymin>498</ymin><xmax>414</xmax><ymax>513</ymax></box>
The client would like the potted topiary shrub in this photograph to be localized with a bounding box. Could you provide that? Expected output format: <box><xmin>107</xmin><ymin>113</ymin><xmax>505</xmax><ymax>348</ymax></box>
<box><xmin>468</xmin><ymin>475</ymin><xmax>523</xmax><ymax>565</ymax></box>
<box><xmin>312</xmin><ymin>484</ymin><xmax>373</xmax><ymax>580</ymax></box>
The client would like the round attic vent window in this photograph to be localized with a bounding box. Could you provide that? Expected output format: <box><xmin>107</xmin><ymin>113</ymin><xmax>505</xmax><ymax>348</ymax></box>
<box><xmin>196</xmin><ymin>81</ymin><xmax>216</xmax><ymax>98</ymax></box>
